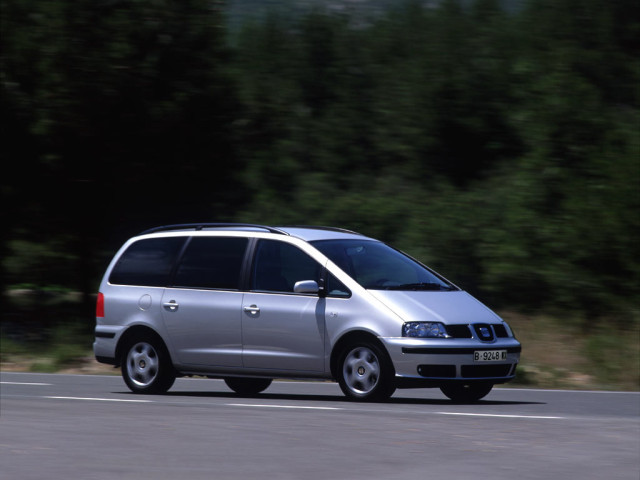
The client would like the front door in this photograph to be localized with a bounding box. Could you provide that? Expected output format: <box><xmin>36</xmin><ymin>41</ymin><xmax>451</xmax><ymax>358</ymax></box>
<box><xmin>241</xmin><ymin>239</ymin><xmax>325</xmax><ymax>372</ymax></box>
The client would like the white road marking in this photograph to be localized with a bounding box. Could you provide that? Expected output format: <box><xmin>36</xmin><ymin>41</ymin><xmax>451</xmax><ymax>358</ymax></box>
<box><xmin>46</xmin><ymin>396</ymin><xmax>152</xmax><ymax>403</ymax></box>
<box><xmin>227</xmin><ymin>403</ymin><xmax>342</xmax><ymax>411</ymax></box>
<box><xmin>1</xmin><ymin>382</ymin><xmax>52</xmax><ymax>386</ymax></box>
<box><xmin>436</xmin><ymin>411</ymin><xmax>564</xmax><ymax>419</ymax></box>
<box><xmin>500</xmin><ymin>387</ymin><xmax>640</xmax><ymax>395</ymax></box>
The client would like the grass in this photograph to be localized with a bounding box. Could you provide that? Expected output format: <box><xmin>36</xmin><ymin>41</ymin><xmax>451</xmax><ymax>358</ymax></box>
<box><xmin>504</xmin><ymin>312</ymin><xmax>640</xmax><ymax>391</ymax></box>
<box><xmin>1</xmin><ymin>323</ymin><xmax>116</xmax><ymax>375</ymax></box>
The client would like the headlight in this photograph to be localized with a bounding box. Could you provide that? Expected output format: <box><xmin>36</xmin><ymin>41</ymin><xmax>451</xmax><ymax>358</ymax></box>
<box><xmin>402</xmin><ymin>322</ymin><xmax>450</xmax><ymax>338</ymax></box>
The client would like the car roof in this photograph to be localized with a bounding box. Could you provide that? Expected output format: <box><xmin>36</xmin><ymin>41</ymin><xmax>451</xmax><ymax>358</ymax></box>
<box><xmin>277</xmin><ymin>226</ymin><xmax>372</xmax><ymax>242</ymax></box>
<box><xmin>139</xmin><ymin>223</ymin><xmax>374</xmax><ymax>243</ymax></box>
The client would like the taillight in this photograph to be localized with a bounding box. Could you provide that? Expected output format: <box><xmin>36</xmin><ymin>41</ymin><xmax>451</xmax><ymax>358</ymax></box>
<box><xmin>96</xmin><ymin>292</ymin><xmax>105</xmax><ymax>318</ymax></box>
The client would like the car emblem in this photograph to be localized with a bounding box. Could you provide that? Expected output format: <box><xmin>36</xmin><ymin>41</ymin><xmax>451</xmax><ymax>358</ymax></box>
<box><xmin>479</xmin><ymin>327</ymin><xmax>491</xmax><ymax>339</ymax></box>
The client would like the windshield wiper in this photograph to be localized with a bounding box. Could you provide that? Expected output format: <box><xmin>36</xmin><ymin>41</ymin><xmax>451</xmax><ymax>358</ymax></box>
<box><xmin>383</xmin><ymin>283</ymin><xmax>456</xmax><ymax>291</ymax></box>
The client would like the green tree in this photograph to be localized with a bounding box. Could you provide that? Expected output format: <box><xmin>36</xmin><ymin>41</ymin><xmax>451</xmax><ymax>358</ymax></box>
<box><xmin>2</xmin><ymin>0</ymin><xmax>239</xmax><ymax>315</ymax></box>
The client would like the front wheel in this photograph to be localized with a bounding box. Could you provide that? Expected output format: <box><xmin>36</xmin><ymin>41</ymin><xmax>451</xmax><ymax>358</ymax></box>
<box><xmin>337</xmin><ymin>343</ymin><xmax>395</xmax><ymax>401</ymax></box>
<box><xmin>440</xmin><ymin>382</ymin><xmax>493</xmax><ymax>403</ymax></box>
<box><xmin>224</xmin><ymin>378</ymin><xmax>272</xmax><ymax>395</ymax></box>
<box><xmin>121</xmin><ymin>338</ymin><xmax>176</xmax><ymax>394</ymax></box>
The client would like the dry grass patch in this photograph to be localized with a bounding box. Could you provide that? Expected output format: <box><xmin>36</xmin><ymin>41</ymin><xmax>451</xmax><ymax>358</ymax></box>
<box><xmin>503</xmin><ymin>311</ymin><xmax>639</xmax><ymax>391</ymax></box>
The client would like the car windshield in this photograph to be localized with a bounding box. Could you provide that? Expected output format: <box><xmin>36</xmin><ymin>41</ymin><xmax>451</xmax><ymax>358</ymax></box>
<box><xmin>311</xmin><ymin>239</ymin><xmax>457</xmax><ymax>291</ymax></box>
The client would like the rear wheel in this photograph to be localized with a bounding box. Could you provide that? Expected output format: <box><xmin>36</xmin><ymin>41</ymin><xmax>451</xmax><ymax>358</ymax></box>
<box><xmin>224</xmin><ymin>377</ymin><xmax>272</xmax><ymax>395</ymax></box>
<box><xmin>337</xmin><ymin>342</ymin><xmax>395</xmax><ymax>401</ymax></box>
<box><xmin>440</xmin><ymin>382</ymin><xmax>493</xmax><ymax>403</ymax></box>
<box><xmin>121</xmin><ymin>338</ymin><xmax>176</xmax><ymax>394</ymax></box>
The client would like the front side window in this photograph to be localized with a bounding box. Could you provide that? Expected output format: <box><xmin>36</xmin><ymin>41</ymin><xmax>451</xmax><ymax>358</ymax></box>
<box><xmin>326</xmin><ymin>272</ymin><xmax>351</xmax><ymax>298</ymax></box>
<box><xmin>252</xmin><ymin>240</ymin><xmax>320</xmax><ymax>293</ymax></box>
<box><xmin>312</xmin><ymin>240</ymin><xmax>456</xmax><ymax>291</ymax></box>
<box><xmin>109</xmin><ymin>237</ymin><xmax>186</xmax><ymax>287</ymax></box>
<box><xmin>173</xmin><ymin>237</ymin><xmax>248</xmax><ymax>290</ymax></box>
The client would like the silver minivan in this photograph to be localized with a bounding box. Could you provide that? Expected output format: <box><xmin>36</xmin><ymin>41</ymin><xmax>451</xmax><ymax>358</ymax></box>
<box><xmin>94</xmin><ymin>224</ymin><xmax>521</xmax><ymax>402</ymax></box>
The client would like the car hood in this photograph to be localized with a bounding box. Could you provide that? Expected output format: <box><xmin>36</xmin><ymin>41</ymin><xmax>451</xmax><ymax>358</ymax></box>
<box><xmin>367</xmin><ymin>290</ymin><xmax>502</xmax><ymax>325</ymax></box>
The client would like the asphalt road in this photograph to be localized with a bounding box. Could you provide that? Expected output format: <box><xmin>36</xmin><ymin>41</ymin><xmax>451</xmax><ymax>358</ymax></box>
<box><xmin>1</xmin><ymin>372</ymin><xmax>638</xmax><ymax>480</ymax></box>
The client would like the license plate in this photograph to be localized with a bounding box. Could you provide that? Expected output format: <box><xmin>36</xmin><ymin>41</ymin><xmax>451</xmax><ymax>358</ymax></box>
<box><xmin>474</xmin><ymin>350</ymin><xmax>507</xmax><ymax>362</ymax></box>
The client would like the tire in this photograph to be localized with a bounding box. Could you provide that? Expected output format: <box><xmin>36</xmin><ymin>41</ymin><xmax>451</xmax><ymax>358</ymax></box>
<box><xmin>224</xmin><ymin>377</ymin><xmax>272</xmax><ymax>395</ymax></box>
<box><xmin>337</xmin><ymin>342</ymin><xmax>395</xmax><ymax>401</ymax></box>
<box><xmin>121</xmin><ymin>338</ymin><xmax>176</xmax><ymax>394</ymax></box>
<box><xmin>440</xmin><ymin>382</ymin><xmax>493</xmax><ymax>403</ymax></box>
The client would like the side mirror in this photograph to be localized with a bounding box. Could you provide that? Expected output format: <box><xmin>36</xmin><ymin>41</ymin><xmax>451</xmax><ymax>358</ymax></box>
<box><xmin>293</xmin><ymin>280</ymin><xmax>319</xmax><ymax>294</ymax></box>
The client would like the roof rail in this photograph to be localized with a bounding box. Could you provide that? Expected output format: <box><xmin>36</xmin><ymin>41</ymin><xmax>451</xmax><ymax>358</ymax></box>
<box><xmin>140</xmin><ymin>223</ymin><xmax>290</xmax><ymax>236</ymax></box>
<box><xmin>281</xmin><ymin>225</ymin><xmax>364</xmax><ymax>236</ymax></box>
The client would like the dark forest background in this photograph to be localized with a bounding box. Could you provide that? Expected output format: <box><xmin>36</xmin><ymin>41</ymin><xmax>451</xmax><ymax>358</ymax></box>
<box><xmin>1</xmin><ymin>0</ymin><xmax>638</xmax><ymax>335</ymax></box>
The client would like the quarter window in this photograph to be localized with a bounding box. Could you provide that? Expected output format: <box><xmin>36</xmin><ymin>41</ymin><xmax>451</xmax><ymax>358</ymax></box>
<box><xmin>109</xmin><ymin>237</ymin><xmax>186</xmax><ymax>287</ymax></box>
<box><xmin>326</xmin><ymin>272</ymin><xmax>351</xmax><ymax>298</ymax></box>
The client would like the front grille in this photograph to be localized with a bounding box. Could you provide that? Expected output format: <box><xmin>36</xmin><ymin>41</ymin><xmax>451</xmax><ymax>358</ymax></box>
<box><xmin>472</xmin><ymin>324</ymin><xmax>495</xmax><ymax>341</ymax></box>
<box><xmin>461</xmin><ymin>364</ymin><xmax>513</xmax><ymax>378</ymax></box>
<box><xmin>417</xmin><ymin>365</ymin><xmax>456</xmax><ymax>378</ymax></box>
<box><xmin>445</xmin><ymin>325</ymin><xmax>472</xmax><ymax>338</ymax></box>
<box><xmin>445</xmin><ymin>324</ymin><xmax>508</xmax><ymax>339</ymax></box>
<box><xmin>493</xmin><ymin>324</ymin><xmax>508</xmax><ymax>337</ymax></box>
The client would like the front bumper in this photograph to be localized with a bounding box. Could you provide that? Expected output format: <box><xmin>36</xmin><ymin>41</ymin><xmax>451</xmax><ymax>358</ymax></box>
<box><xmin>382</xmin><ymin>337</ymin><xmax>521</xmax><ymax>383</ymax></box>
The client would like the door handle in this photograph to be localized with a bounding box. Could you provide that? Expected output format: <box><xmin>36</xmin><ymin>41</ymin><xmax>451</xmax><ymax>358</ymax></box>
<box><xmin>163</xmin><ymin>300</ymin><xmax>179</xmax><ymax>311</ymax></box>
<box><xmin>243</xmin><ymin>305</ymin><xmax>260</xmax><ymax>315</ymax></box>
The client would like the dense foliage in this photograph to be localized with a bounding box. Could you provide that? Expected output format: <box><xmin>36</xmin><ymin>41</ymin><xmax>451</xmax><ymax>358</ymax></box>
<box><xmin>2</xmin><ymin>0</ymin><xmax>638</xmax><ymax>327</ymax></box>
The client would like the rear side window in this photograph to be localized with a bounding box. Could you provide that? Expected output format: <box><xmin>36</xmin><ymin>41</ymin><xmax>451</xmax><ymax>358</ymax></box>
<box><xmin>109</xmin><ymin>237</ymin><xmax>186</xmax><ymax>287</ymax></box>
<box><xmin>173</xmin><ymin>237</ymin><xmax>248</xmax><ymax>290</ymax></box>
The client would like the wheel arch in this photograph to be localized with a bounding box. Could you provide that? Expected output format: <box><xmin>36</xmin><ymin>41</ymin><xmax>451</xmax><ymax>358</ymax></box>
<box><xmin>329</xmin><ymin>330</ymin><xmax>394</xmax><ymax>380</ymax></box>
<box><xmin>115</xmin><ymin>325</ymin><xmax>172</xmax><ymax>368</ymax></box>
